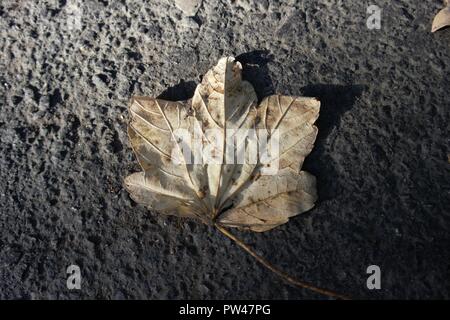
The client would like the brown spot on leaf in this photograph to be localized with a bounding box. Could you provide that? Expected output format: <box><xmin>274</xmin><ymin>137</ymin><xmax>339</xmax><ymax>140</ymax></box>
<box><xmin>198</xmin><ymin>185</ymin><xmax>208</xmax><ymax>199</ymax></box>
<box><xmin>251</xmin><ymin>172</ymin><xmax>261</xmax><ymax>182</ymax></box>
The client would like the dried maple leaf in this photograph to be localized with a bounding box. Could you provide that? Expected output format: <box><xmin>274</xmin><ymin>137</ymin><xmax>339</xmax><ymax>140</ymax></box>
<box><xmin>124</xmin><ymin>57</ymin><xmax>348</xmax><ymax>299</ymax></box>
<box><xmin>125</xmin><ymin>57</ymin><xmax>319</xmax><ymax>232</ymax></box>
<box><xmin>432</xmin><ymin>0</ymin><xmax>450</xmax><ymax>32</ymax></box>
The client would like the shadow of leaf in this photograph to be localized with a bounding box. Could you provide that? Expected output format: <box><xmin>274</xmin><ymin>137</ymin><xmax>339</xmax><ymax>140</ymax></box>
<box><xmin>157</xmin><ymin>80</ymin><xmax>197</xmax><ymax>101</ymax></box>
<box><xmin>301</xmin><ymin>84</ymin><xmax>366</xmax><ymax>202</ymax></box>
<box><xmin>236</xmin><ymin>50</ymin><xmax>275</xmax><ymax>101</ymax></box>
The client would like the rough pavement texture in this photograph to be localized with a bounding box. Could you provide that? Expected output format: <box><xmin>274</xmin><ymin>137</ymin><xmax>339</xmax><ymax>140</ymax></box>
<box><xmin>0</xmin><ymin>0</ymin><xmax>449</xmax><ymax>299</ymax></box>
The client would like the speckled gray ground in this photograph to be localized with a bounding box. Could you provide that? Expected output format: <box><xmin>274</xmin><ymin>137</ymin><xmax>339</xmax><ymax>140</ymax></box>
<box><xmin>0</xmin><ymin>0</ymin><xmax>449</xmax><ymax>300</ymax></box>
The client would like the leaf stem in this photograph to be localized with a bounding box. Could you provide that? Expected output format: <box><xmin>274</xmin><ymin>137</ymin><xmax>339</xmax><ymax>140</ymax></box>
<box><xmin>214</xmin><ymin>223</ymin><xmax>351</xmax><ymax>300</ymax></box>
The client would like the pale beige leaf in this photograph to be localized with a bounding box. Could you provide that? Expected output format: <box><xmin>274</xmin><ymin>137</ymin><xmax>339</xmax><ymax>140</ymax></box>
<box><xmin>191</xmin><ymin>57</ymin><xmax>258</xmax><ymax>210</ymax></box>
<box><xmin>218</xmin><ymin>169</ymin><xmax>317</xmax><ymax>232</ymax></box>
<box><xmin>257</xmin><ymin>95</ymin><xmax>319</xmax><ymax>171</ymax></box>
<box><xmin>124</xmin><ymin>56</ymin><xmax>320</xmax><ymax>232</ymax></box>
<box><xmin>124</xmin><ymin>171</ymin><xmax>200</xmax><ymax>218</ymax></box>
<box><xmin>432</xmin><ymin>2</ymin><xmax>450</xmax><ymax>33</ymax></box>
<box><xmin>127</xmin><ymin>96</ymin><xmax>209</xmax><ymax>203</ymax></box>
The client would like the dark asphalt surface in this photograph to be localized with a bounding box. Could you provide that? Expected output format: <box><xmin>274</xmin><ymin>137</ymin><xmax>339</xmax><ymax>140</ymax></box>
<box><xmin>0</xmin><ymin>0</ymin><xmax>449</xmax><ymax>299</ymax></box>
